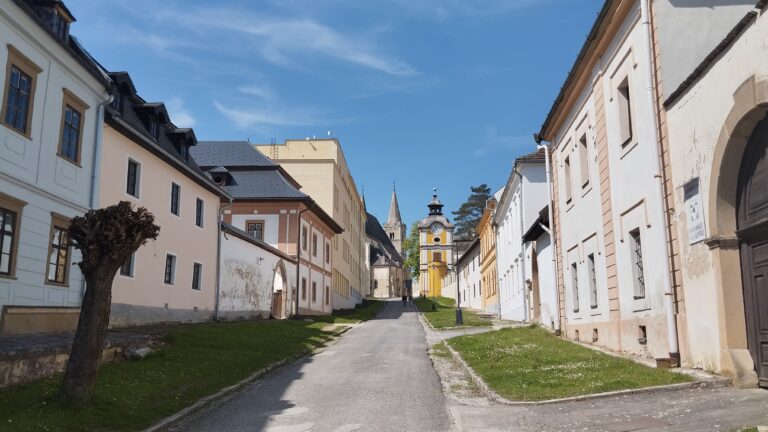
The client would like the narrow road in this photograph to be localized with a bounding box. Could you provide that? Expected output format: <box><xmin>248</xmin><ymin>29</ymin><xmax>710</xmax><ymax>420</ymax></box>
<box><xmin>174</xmin><ymin>300</ymin><xmax>452</xmax><ymax>432</ymax></box>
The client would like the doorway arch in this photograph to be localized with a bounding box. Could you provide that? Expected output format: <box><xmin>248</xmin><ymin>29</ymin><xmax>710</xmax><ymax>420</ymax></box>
<box><xmin>271</xmin><ymin>260</ymin><xmax>287</xmax><ymax>319</ymax></box>
<box><xmin>707</xmin><ymin>75</ymin><xmax>768</xmax><ymax>387</ymax></box>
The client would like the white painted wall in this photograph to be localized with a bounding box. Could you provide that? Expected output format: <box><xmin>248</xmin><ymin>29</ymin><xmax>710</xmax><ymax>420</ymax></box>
<box><xmin>0</xmin><ymin>1</ymin><xmax>108</xmax><ymax>323</ymax></box>
<box><xmin>534</xmin><ymin>233</ymin><xmax>558</xmax><ymax>330</ymax></box>
<box><xmin>457</xmin><ymin>246</ymin><xmax>482</xmax><ymax>311</ymax></box>
<box><xmin>231</xmin><ymin>214</ymin><xmax>281</xmax><ymax>247</ymax></box>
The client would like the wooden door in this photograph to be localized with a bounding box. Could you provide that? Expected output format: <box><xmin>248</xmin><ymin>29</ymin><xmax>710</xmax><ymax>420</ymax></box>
<box><xmin>738</xmin><ymin>115</ymin><xmax>768</xmax><ymax>388</ymax></box>
<box><xmin>272</xmin><ymin>291</ymin><xmax>283</xmax><ymax>319</ymax></box>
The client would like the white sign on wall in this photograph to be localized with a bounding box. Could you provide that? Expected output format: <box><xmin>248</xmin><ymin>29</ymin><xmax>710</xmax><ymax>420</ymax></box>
<box><xmin>683</xmin><ymin>178</ymin><xmax>706</xmax><ymax>245</ymax></box>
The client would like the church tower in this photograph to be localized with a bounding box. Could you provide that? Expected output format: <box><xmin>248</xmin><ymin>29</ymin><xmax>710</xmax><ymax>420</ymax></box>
<box><xmin>417</xmin><ymin>189</ymin><xmax>454</xmax><ymax>298</ymax></box>
<box><xmin>383</xmin><ymin>185</ymin><xmax>406</xmax><ymax>256</ymax></box>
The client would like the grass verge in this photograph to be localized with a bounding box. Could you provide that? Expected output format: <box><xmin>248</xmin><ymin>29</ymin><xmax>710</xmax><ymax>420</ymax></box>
<box><xmin>449</xmin><ymin>325</ymin><xmax>693</xmax><ymax>401</ymax></box>
<box><xmin>311</xmin><ymin>299</ymin><xmax>385</xmax><ymax>324</ymax></box>
<box><xmin>0</xmin><ymin>320</ymin><xmax>335</xmax><ymax>431</ymax></box>
<box><xmin>415</xmin><ymin>296</ymin><xmax>492</xmax><ymax>329</ymax></box>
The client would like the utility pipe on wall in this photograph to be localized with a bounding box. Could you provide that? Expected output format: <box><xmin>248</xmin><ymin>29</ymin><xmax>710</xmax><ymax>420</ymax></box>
<box><xmin>537</xmin><ymin>141</ymin><xmax>561</xmax><ymax>334</ymax></box>
<box><xmin>640</xmin><ymin>0</ymin><xmax>680</xmax><ymax>361</ymax></box>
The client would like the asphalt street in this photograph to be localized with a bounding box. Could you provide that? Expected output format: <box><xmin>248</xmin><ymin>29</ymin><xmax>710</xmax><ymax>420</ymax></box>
<box><xmin>174</xmin><ymin>300</ymin><xmax>452</xmax><ymax>432</ymax></box>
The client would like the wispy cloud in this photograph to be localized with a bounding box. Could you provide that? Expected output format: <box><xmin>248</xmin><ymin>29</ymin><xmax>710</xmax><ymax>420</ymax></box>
<box><xmin>238</xmin><ymin>85</ymin><xmax>276</xmax><ymax>100</ymax></box>
<box><xmin>385</xmin><ymin>0</ymin><xmax>550</xmax><ymax>20</ymax></box>
<box><xmin>473</xmin><ymin>126</ymin><xmax>532</xmax><ymax>158</ymax></box>
<box><xmin>214</xmin><ymin>101</ymin><xmax>330</xmax><ymax>128</ymax></box>
<box><xmin>154</xmin><ymin>8</ymin><xmax>416</xmax><ymax>76</ymax></box>
<box><xmin>166</xmin><ymin>97</ymin><xmax>195</xmax><ymax>128</ymax></box>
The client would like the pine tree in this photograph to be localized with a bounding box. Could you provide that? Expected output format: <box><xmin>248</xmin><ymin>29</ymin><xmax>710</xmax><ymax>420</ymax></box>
<box><xmin>452</xmin><ymin>184</ymin><xmax>491</xmax><ymax>240</ymax></box>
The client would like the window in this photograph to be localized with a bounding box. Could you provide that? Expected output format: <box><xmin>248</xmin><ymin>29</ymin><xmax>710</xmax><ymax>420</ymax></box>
<box><xmin>0</xmin><ymin>204</ymin><xmax>20</xmax><ymax>277</ymax></box>
<box><xmin>111</xmin><ymin>91</ymin><xmax>123</xmax><ymax>114</ymax></box>
<box><xmin>325</xmin><ymin>286</ymin><xmax>330</xmax><ymax>305</ymax></box>
<box><xmin>164</xmin><ymin>254</ymin><xmax>176</xmax><ymax>285</ymax></box>
<box><xmin>2</xmin><ymin>46</ymin><xmax>41</xmax><ymax>137</ymax></box>
<box><xmin>192</xmin><ymin>263</ymin><xmax>202</xmax><ymax>291</ymax></box>
<box><xmin>629</xmin><ymin>229</ymin><xmax>645</xmax><ymax>299</ymax></box>
<box><xmin>46</xmin><ymin>216</ymin><xmax>71</xmax><ymax>285</ymax></box>
<box><xmin>247</xmin><ymin>222</ymin><xmax>263</xmax><ymax>241</ymax></box>
<box><xmin>312</xmin><ymin>281</ymin><xmax>317</xmax><ymax>303</ymax></box>
<box><xmin>325</xmin><ymin>242</ymin><xmax>330</xmax><ymax>264</ymax></box>
<box><xmin>312</xmin><ymin>233</ymin><xmax>318</xmax><ymax>257</ymax></box>
<box><xmin>120</xmin><ymin>253</ymin><xmax>135</xmax><ymax>277</ymax></box>
<box><xmin>149</xmin><ymin>118</ymin><xmax>159</xmax><ymax>139</ymax></box>
<box><xmin>170</xmin><ymin>183</ymin><xmax>180</xmax><ymax>216</ymax></box>
<box><xmin>58</xmin><ymin>90</ymin><xmax>88</xmax><ymax>164</ymax></box>
<box><xmin>588</xmin><ymin>254</ymin><xmax>597</xmax><ymax>309</ymax></box>
<box><xmin>390</xmin><ymin>232</ymin><xmax>394</xmax><ymax>240</ymax></box>
<box><xmin>301</xmin><ymin>278</ymin><xmax>307</xmax><ymax>300</ymax></box>
<box><xmin>302</xmin><ymin>226</ymin><xmax>308</xmax><ymax>251</ymax></box>
<box><xmin>195</xmin><ymin>198</ymin><xmax>204</xmax><ymax>227</ymax></box>
<box><xmin>617</xmin><ymin>78</ymin><xmax>633</xmax><ymax>146</ymax></box>
<box><xmin>433</xmin><ymin>252</ymin><xmax>442</xmax><ymax>262</ymax></box>
<box><xmin>579</xmin><ymin>134</ymin><xmax>590</xmax><ymax>188</ymax></box>
<box><xmin>564</xmin><ymin>156</ymin><xmax>573</xmax><ymax>204</ymax></box>
<box><xmin>126</xmin><ymin>160</ymin><xmax>140</xmax><ymax>197</ymax></box>
<box><xmin>571</xmin><ymin>262</ymin><xmax>579</xmax><ymax>313</ymax></box>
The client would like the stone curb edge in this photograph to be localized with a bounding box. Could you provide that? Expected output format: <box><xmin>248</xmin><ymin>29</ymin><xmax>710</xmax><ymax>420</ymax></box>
<box><xmin>142</xmin><ymin>325</ymin><xmax>354</xmax><ymax>432</ymax></box>
<box><xmin>442</xmin><ymin>340</ymin><xmax>732</xmax><ymax>406</ymax></box>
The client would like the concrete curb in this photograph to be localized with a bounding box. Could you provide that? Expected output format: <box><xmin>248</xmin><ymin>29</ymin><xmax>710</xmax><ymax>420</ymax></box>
<box><xmin>442</xmin><ymin>340</ymin><xmax>732</xmax><ymax>406</ymax></box>
<box><xmin>142</xmin><ymin>325</ymin><xmax>354</xmax><ymax>432</ymax></box>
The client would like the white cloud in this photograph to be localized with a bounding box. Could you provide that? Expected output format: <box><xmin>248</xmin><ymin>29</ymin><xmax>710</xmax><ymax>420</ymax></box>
<box><xmin>166</xmin><ymin>97</ymin><xmax>195</xmax><ymax>128</ymax></box>
<box><xmin>239</xmin><ymin>85</ymin><xmax>275</xmax><ymax>100</ymax></box>
<box><xmin>214</xmin><ymin>101</ymin><xmax>327</xmax><ymax>128</ymax></box>
<box><xmin>386</xmin><ymin>0</ymin><xmax>550</xmax><ymax>19</ymax></box>
<box><xmin>155</xmin><ymin>8</ymin><xmax>416</xmax><ymax>76</ymax></box>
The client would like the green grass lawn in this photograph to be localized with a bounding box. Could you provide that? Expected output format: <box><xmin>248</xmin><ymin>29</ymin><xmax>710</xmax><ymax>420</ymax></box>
<box><xmin>311</xmin><ymin>299</ymin><xmax>385</xmax><ymax>324</ymax></box>
<box><xmin>416</xmin><ymin>296</ymin><xmax>492</xmax><ymax>329</ymax></box>
<box><xmin>0</xmin><ymin>320</ymin><xmax>336</xmax><ymax>432</ymax></box>
<box><xmin>449</xmin><ymin>325</ymin><xmax>693</xmax><ymax>401</ymax></box>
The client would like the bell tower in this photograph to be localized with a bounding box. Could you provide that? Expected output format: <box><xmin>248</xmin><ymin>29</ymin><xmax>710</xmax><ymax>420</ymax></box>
<box><xmin>383</xmin><ymin>184</ymin><xmax>406</xmax><ymax>256</ymax></box>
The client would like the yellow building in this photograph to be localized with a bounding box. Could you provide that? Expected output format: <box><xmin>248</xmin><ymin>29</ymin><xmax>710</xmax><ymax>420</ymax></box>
<box><xmin>254</xmin><ymin>139</ymin><xmax>366</xmax><ymax>309</ymax></box>
<box><xmin>418</xmin><ymin>190</ymin><xmax>454</xmax><ymax>298</ymax></box>
<box><xmin>478</xmin><ymin>197</ymin><xmax>499</xmax><ymax>315</ymax></box>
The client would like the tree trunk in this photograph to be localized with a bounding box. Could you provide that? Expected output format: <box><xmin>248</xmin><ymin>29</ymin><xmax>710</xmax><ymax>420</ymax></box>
<box><xmin>61</xmin><ymin>266</ymin><xmax>115</xmax><ymax>401</ymax></box>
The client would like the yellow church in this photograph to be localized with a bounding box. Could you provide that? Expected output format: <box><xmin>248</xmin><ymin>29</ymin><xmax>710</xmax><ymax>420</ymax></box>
<box><xmin>418</xmin><ymin>189</ymin><xmax>455</xmax><ymax>298</ymax></box>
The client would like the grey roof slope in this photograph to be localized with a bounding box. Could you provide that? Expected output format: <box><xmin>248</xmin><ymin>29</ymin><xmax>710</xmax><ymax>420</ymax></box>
<box><xmin>366</xmin><ymin>212</ymin><xmax>403</xmax><ymax>265</ymax></box>
<box><xmin>193</xmin><ymin>141</ymin><xmax>274</xmax><ymax>168</ymax></box>
<box><xmin>386</xmin><ymin>189</ymin><xmax>403</xmax><ymax>225</ymax></box>
<box><xmin>224</xmin><ymin>171</ymin><xmax>308</xmax><ymax>200</ymax></box>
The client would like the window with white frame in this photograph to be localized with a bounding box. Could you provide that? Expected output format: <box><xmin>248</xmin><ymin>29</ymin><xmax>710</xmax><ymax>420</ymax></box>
<box><xmin>617</xmin><ymin>77</ymin><xmax>633</xmax><ymax>146</ymax></box>
<box><xmin>571</xmin><ymin>262</ymin><xmax>579</xmax><ymax>313</ymax></box>
<box><xmin>120</xmin><ymin>253</ymin><xmax>135</xmax><ymax>277</ymax></box>
<box><xmin>588</xmin><ymin>253</ymin><xmax>597</xmax><ymax>308</ymax></box>
<box><xmin>164</xmin><ymin>254</ymin><xmax>176</xmax><ymax>285</ymax></box>
<box><xmin>564</xmin><ymin>156</ymin><xmax>573</xmax><ymax>204</ymax></box>
<box><xmin>579</xmin><ymin>133</ymin><xmax>590</xmax><ymax>188</ymax></box>
<box><xmin>192</xmin><ymin>262</ymin><xmax>202</xmax><ymax>290</ymax></box>
<box><xmin>126</xmin><ymin>160</ymin><xmax>140</xmax><ymax>198</ymax></box>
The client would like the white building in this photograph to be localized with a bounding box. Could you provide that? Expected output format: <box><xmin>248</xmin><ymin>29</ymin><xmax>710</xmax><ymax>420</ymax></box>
<box><xmin>0</xmin><ymin>0</ymin><xmax>110</xmax><ymax>335</ymax></box>
<box><xmin>456</xmin><ymin>238</ymin><xmax>482</xmax><ymax>311</ymax></box>
<box><xmin>521</xmin><ymin>206</ymin><xmax>558</xmax><ymax>331</ymax></box>
<box><xmin>494</xmin><ymin>149</ymin><xmax>549</xmax><ymax>323</ymax></box>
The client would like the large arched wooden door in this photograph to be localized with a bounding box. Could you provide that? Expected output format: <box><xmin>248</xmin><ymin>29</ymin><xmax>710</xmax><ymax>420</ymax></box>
<box><xmin>738</xmin><ymin>114</ymin><xmax>768</xmax><ymax>388</ymax></box>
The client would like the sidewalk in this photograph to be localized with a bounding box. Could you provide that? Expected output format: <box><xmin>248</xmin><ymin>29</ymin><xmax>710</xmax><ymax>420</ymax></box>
<box><xmin>418</xmin><ymin>315</ymin><xmax>768</xmax><ymax>432</ymax></box>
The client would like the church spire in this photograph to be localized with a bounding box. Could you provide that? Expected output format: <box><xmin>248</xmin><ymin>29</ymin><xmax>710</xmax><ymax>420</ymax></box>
<box><xmin>387</xmin><ymin>183</ymin><xmax>403</xmax><ymax>225</ymax></box>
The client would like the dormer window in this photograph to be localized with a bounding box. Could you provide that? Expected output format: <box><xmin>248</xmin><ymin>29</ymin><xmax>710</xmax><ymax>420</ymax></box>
<box><xmin>110</xmin><ymin>91</ymin><xmax>123</xmax><ymax>114</ymax></box>
<box><xmin>148</xmin><ymin>118</ymin><xmax>159</xmax><ymax>139</ymax></box>
<box><xmin>30</xmin><ymin>2</ymin><xmax>75</xmax><ymax>43</ymax></box>
<box><xmin>49</xmin><ymin>9</ymin><xmax>69</xmax><ymax>41</ymax></box>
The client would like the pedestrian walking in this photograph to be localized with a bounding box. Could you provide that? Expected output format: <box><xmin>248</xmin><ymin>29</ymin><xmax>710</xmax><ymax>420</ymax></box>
<box><xmin>408</xmin><ymin>294</ymin><xmax>414</xmax><ymax>308</ymax></box>
<box><xmin>402</xmin><ymin>295</ymin><xmax>407</xmax><ymax>307</ymax></box>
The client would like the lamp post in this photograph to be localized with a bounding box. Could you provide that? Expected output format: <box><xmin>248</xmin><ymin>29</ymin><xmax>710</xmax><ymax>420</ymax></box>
<box><xmin>454</xmin><ymin>242</ymin><xmax>463</xmax><ymax>325</ymax></box>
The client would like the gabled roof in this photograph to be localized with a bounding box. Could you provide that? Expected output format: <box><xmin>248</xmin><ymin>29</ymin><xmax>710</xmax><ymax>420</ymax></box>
<box><xmin>223</xmin><ymin>171</ymin><xmax>308</xmax><ymax>200</ymax></box>
<box><xmin>221</xmin><ymin>222</ymin><xmax>296</xmax><ymax>263</ymax></box>
<box><xmin>366</xmin><ymin>212</ymin><xmax>403</xmax><ymax>265</ymax></box>
<box><xmin>194</xmin><ymin>141</ymin><xmax>275</xmax><ymax>168</ymax></box>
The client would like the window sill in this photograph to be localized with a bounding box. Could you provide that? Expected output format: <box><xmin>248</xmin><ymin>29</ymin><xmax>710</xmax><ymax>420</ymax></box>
<box><xmin>56</xmin><ymin>154</ymin><xmax>82</xmax><ymax>168</ymax></box>
<box><xmin>0</xmin><ymin>274</ymin><xmax>18</xmax><ymax>280</ymax></box>
<box><xmin>565</xmin><ymin>200</ymin><xmax>575</xmax><ymax>213</ymax></box>
<box><xmin>620</xmin><ymin>140</ymin><xmax>639</xmax><ymax>160</ymax></box>
<box><xmin>2</xmin><ymin>122</ymin><xmax>32</xmax><ymax>140</ymax></box>
<box><xmin>581</xmin><ymin>184</ymin><xmax>592</xmax><ymax>198</ymax></box>
<box><xmin>45</xmin><ymin>281</ymin><xmax>69</xmax><ymax>288</ymax></box>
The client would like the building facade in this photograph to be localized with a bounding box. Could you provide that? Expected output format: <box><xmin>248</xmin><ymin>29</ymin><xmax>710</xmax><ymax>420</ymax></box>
<box><xmin>659</xmin><ymin>1</ymin><xmax>767</xmax><ymax>387</ymax></box>
<box><xmin>383</xmin><ymin>188</ymin><xmax>406</xmax><ymax>256</ymax></box>
<box><xmin>418</xmin><ymin>191</ymin><xmax>454</xmax><ymax>298</ymax></box>
<box><xmin>366</xmin><ymin>212</ymin><xmax>405</xmax><ymax>299</ymax></box>
<box><xmin>0</xmin><ymin>0</ymin><xmax>110</xmax><ymax>334</ymax></box>
<box><xmin>457</xmin><ymin>238</ymin><xmax>482</xmax><ymax>311</ymax></box>
<box><xmin>254</xmin><ymin>139</ymin><xmax>366</xmax><ymax>309</ymax></box>
<box><xmin>192</xmin><ymin>141</ymin><xmax>342</xmax><ymax>316</ymax></box>
<box><xmin>494</xmin><ymin>150</ymin><xmax>549</xmax><ymax>322</ymax></box>
<box><xmin>478</xmin><ymin>195</ymin><xmax>499</xmax><ymax>315</ymax></box>
<box><xmin>100</xmin><ymin>72</ymin><xmax>228</xmax><ymax>326</ymax></box>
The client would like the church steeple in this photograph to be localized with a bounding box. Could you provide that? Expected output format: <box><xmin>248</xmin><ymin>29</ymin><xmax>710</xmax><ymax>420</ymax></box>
<box><xmin>428</xmin><ymin>188</ymin><xmax>444</xmax><ymax>215</ymax></box>
<box><xmin>383</xmin><ymin>183</ymin><xmax>406</xmax><ymax>256</ymax></box>
<box><xmin>387</xmin><ymin>184</ymin><xmax>402</xmax><ymax>225</ymax></box>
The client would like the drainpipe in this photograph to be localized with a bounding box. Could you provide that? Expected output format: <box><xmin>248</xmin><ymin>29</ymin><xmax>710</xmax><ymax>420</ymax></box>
<box><xmin>214</xmin><ymin>197</ymin><xmax>233</xmax><ymax>321</ymax></box>
<box><xmin>640</xmin><ymin>0</ymin><xmax>680</xmax><ymax>362</ymax></box>
<box><xmin>89</xmin><ymin>93</ymin><xmax>113</xmax><ymax>208</ymax></box>
<box><xmin>83</xmin><ymin>93</ymin><xmax>113</xmax><ymax>297</ymax></box>
<box><xmin>537</xmin><ymin>141</ymin><xmax>562</xmax><ymax>334</ymax></box>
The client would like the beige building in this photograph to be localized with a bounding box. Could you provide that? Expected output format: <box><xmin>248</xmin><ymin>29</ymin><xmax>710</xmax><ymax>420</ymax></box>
<box><xmin>100</xmin><ymin>72</ymin><xmax>227</xmax><ymax>326</ymax></box>
<box><xmin>254</xmin><ymin>139</ymin><xmax>366</xmax><ymax>309</ymax></box>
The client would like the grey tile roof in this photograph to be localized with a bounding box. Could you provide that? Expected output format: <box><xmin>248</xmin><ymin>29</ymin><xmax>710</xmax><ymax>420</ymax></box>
<box><xmin>224</xmin><ymin>170</ymin><xmax>308</xmax><ymax>200</ymax></box>
<box><xmin>192</xmin><ymin>141</ymin><xmax>275</xmax><ymax>168</ymax></box>
<box><xmin>366</xmin><ymin>212</ymin><xmax>403</xmax><ymax>265</ymax></box>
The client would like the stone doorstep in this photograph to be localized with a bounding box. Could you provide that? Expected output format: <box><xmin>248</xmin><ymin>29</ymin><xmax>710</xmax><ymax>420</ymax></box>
<box><xmin>442</xmin><ymin>340</ymin><xmax>732</xmax><ymax>407</ymax></box>
<box><xmin>143</xmin><ymin>324</ymin><xmax>355</xmax><ymax>432</ymax></box>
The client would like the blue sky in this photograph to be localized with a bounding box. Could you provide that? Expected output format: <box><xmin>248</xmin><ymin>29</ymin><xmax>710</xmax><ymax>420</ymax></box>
<box><xmin>66</xmin><ymin>0</ymin><xmax>601</xmax><ymax>227</ymax></box>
